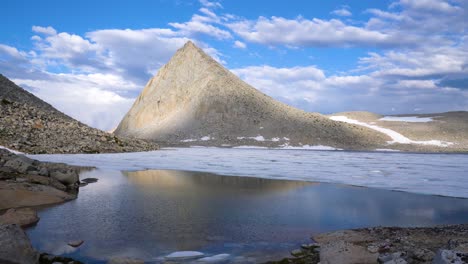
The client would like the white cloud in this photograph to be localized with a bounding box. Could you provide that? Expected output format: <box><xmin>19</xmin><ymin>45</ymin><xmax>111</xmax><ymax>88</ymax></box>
<box><xmin>12</xmin><ymin>74</ymin><xmax>135</xmax><ymax>130</ymax></box>
<box><xmin>199</xmin><ymin>0</ymin><xmax>222</xmax><ymax>9</ymax></box>
<box><xmin>169</xmin><ymin>8</ymin><xmax>231</xmax><ymax>40</ymax></box>
<box><xmin>227</xmin><ymin>16</ymin><xmax>400</xmax><ymax>48</ymax></box>
<box><xmin>331</xmin><ymin>8</ymin><xmax>352</xmax><ymax>17</ymax></box>
<box><xmin>32</xmin><ymin>26</ymin><xmax>57</xmax><ymax>35</ymax></box>
<box><xmin>233</xmin><ymin>40</ymin><xmax>246</xmax><ymax>49</ymax></box>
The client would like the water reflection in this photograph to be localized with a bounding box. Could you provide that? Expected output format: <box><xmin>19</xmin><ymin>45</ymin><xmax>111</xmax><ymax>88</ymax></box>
<box><xmin>26</xmin><ymin>169</ymin><xmax>468</xmax><ymax>263</ymax></box>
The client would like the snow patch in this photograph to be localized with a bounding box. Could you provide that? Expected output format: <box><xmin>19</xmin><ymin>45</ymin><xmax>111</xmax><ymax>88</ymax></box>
<box><xmin>233</xmin><ymin>145</ymin><xmax>268</xmax><ymax>149</ymax></box>
<box><xmin>197</xmin><ymin>254</ymin><xmax>230</xmax><ymax>263</ymax></box>
<box><xmin>329</xmin><ymin>116</ymin><xmax>453</xmax><ymax>147</ymax></box>
<box><xmin>380</xmin><ymin>116</ymin><xmax>434</xmax><ymax>122</ymax></box>
<box><xmin>237</xmin><ymin>135</ymin><xmax>265</xmax><ymax>141</ymax></box>
<box><xmin>181</xmin><ymin>136</ymin><xmax>212</xmax><ymax>142</ymax></box>
<box><xmin>0</xmin><ymin>146</ymin><xmax>24</xmax><ymax>154</ymax></box>
<box><xmin>181</xmin><ymin>139</ymin><xmax>197</xmax><ymax>142</ymax></box>
<box><xmin>278</xmin><ymin>143</ymin><xmax>339</xmax><ymax>150</ymax></box>
<box><xmin>271</xmin><ymin>137</ymin><xmax>280</xmax><ymax>142</ymax></box>
<box><xmin>375</xmin><ymin>149</ymin><xmax>401</xmax><ymax>152</ymax></box>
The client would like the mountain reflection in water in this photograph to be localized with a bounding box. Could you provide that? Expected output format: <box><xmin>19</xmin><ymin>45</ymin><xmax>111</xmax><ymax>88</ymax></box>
<box><xmin>26</xmin><ymin>169</ymin><xmax>468</xmax><ymax>263</ymax></box>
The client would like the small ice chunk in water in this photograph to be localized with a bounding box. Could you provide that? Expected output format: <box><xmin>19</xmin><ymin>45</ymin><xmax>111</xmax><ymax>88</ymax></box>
<box><xmin>165</xmin><ymin>251</ymin><xmax>205</xmax><ymax>260</ymax></box>
<box><xmin>197</xmin><ymin>254</ymin><xmax>230</xmax><ymax>263</ymax></box>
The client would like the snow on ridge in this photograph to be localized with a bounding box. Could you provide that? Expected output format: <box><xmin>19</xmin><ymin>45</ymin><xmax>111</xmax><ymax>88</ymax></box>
<box><xmin>0</xmin><ymin>146</ymin><xmax>24</xmax><ymax>154</ymax></box>
<box><xmin>330</xmin><ymin>116</ymin><xmax>453</xmax><ymax>147</ymax></box>
<box><xmin>278</xmin><ymin>143</ymin><xmax>339</xmax><ymax>150</ymax></box>
<box><xmin>180</xmin><ymin>136</ymin><xmax>212</xmax><ymax>142</ymax></box>
<box><xmin>233</xmin><ymin>145</ymin><xmax>268</xmax><ymax>149</ymax></box>
<box><xmin>237</xmin><ymin>135</ymin><xmax>265</xmax><ymax>141</ymax></box>
<box><xmin>379</xmin><ymin>116</ymin><xmax>434</xmax><ymax>123</ymax></box>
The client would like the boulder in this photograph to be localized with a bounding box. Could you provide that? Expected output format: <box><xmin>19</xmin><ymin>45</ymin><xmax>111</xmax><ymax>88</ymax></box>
<box><xmin>67</xmin><ymin>240</ymin><xmax>84</xmax><ymax>248</ymax></box>
<box><xmin>81</xmin><ymin>178</ymin><xmax>98</xmax><ymax>183</ymax></box>
<box><xmin>50</xmin><ymin>169</ymin><xmax>78</xmax><ymax>185</ymax></box>
<box><xmin>3</xmin><ymin>155</ymin><xmax>35</xmax><ymax>174</ymax></box>
<box><xmin>0</xmin><ymin>224</ymin><xmax>39</xmax><ymax>264</ymax></box>
<box><xmin>433</xmin><ymin>249</ymin><xmax>466</xmax><ymax>264</ymax></box>
<box><xmin>0</xmin><ymin>208</ymin><xmax>39</xmax><ymax>228</ymax></box>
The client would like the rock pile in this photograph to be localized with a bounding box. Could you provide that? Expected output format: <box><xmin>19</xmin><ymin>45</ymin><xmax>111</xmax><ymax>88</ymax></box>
<box><xmin>0</xmin><ymin>74</ymin><xmax>158</xmax><ymax>154</ymax></box>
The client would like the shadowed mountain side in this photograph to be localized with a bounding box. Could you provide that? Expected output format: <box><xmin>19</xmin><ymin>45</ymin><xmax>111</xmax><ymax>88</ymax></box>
<box><xmin>115</xmin><ymin>42</ymin><xmax>389</xmax><ymax>150</ymax></box>
<box><xmin>0</xmin><ymin>74</ymin><xmax>158</xmax><ymax>154</ymax></box>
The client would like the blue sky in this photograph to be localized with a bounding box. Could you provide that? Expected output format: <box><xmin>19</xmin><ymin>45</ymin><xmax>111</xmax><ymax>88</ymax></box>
<box><xmin>1</xmin><ymin>0</ymin><xmax>467</xmax><ymax>130</ymax></box>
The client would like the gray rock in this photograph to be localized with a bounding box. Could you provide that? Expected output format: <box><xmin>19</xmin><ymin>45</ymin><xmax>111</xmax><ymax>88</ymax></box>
<box><xmin>0</xmin><ymin>224</ymin><xmax>39</xmax><ymax>264</ymax></box>
<box><xmin>67</xmin><ymin>240</ymin><xmax>84</xmax><ymax>248</ymax></box>
<box><xmin>50</xmin><ymin>169</ymin><xmax>78</xmax><ymax>185</ymax></box>
<box><xmin>81</xmin><ymin>178</ymin><xmax>98</xmax><ymax>183</ymax></box>
<box><xmin>3</xmin><ymin>155</ymin><xmax>34</xmax><ymax>173</ymax></box>
<box><xmin>433</xmin><ymin>249</ymin><xmax>465</xmax><ymax>264</ymax></box>
<box><xmin>0</xmin><ymin>208</ymin><xmax>39</xmax><ymax>228</ymax></box>
<box><xmin>413</xmin><ymin>248</ymin><xmax>435</xmax><ymax>261</ymax></box>
<box><xmin>291</xmin><ymin>249</ymin><xmax>304</xmax><ymax>257</ymax></box>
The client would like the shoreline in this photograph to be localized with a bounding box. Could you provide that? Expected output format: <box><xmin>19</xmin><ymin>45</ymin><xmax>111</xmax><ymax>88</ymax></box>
<box><xmin>1</xmin><ymin>149</ymin><xmax>468</xmax><ymax>264</ymax></box>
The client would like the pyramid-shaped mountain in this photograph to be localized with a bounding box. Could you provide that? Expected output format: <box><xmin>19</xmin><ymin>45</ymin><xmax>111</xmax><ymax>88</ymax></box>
<box><xmin>115</xmin><ymin>41</ymin><xmax>388</xmax><ymax>149</ymax></box>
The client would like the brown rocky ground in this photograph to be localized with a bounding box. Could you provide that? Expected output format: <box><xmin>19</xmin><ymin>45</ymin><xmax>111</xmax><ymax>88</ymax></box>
<box><xmin>268</xmin><ymin>225</ymin><xmax>468</xmax><ymax>264</ymax></box>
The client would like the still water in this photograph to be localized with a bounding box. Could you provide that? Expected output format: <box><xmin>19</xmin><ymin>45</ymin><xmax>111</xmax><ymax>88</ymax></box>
<box><xmin>27</xmin><ymin>169</ymin><xmax>468</xmax><ymax>263</ymax></box>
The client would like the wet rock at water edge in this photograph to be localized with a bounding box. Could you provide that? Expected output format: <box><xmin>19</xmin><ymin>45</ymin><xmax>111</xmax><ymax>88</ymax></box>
<box><xmin>0</xmin><ymin>224</ymin><xmax>39</xmax><ymax>264</ymax></box>
<box><xmin>39</xmin><ymin>253</ymin><xmax>84</xmax><ymax>264</ymax></box>
<box><xmin>67</xmin><ymin>240</ymin><xmax>84</xmax><ymax>248</ymax></box>
<box><xmin>81</xmin><ymin>178</ymin><xmax>98</xmax><ymax>183</ymax></box>
<box><xmin>0</xmin><ymin>208</ymin><xmax>39</xmax><ymax>228</ymax></box>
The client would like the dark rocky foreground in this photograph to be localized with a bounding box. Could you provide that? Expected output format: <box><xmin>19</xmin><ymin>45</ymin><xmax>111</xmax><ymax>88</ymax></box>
<box><xmin>0</xmin><ymin>148</ymin><xmax>87</xmax><ymax>264</ymax></box>
<box><xmin>268</xmin><ymin>225</ymin><xmax>468</xmax><ymax>264</ymax></box>
<box><xmin>0</xmin><ymin>74</ymin><xmax>158</xmax><ymax>154</ymax></box>
<box><xmin>0</xmin><ymin>148</ymin><xmax>86</xmax><ymax>210</ymax></box>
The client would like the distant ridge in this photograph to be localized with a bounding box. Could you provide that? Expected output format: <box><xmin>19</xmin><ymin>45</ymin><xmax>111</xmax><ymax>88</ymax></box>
<box><xmin>115</xmin><ymin>41</ymin><xmax>390</xmax><ymax>150</ymax></box>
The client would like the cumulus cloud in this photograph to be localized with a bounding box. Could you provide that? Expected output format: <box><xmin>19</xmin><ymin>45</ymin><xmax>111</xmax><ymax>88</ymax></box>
<box><xmin>199</xmin><ymin>0</ymin><xmax>222</xmax><ymax>9</ymax></box>
<box><xmin>1</xmin><ymin>0</ymin><xmax>467</xmax><ymax>130</ymax></box>
<box><xmin>233</xmin><ymin>40</ymin><xmax>246</xmax><ymax>49</ymax></box>
<box><xmin>227</xmin><ymin>0</ymin><xmax>465</xmax><ymax>49</ymax></box>
<box><xmin>331</xmin><ymin>7</ymin><xmax>352</xmax><ymax>17</ymax></box>
<box><xmin>227</xmin><ymin>17</ymin><xmax>403</xmax><ymax>48</ymax></box>
<box><xmin>232</xmin><ymin>65</ymin><xmax>468</xmax><ymax>114</ymax></box>
<box><xmin>32</xmin><ymin>26</ymin><xmax>57</xmax><ymax>35</ymax></box>
<box><xmin>0</xmin><ymin>4</ymin><xmax>227</xmax><ymax>130</ymax></box>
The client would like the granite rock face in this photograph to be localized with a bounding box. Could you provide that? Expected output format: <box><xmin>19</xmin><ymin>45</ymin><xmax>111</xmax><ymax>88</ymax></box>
<box><xmin>115</xmin><ymin>41</ymin><xmax>389</xmax><ymax>150</ymax></box>
<box><xmin>0</xmin><ymin>224</ymin><xmax>39</xmax><ymax>264</ymax></box>
<box><xmin>0</xmin><ymin>149</ymin><xmax>80</xmax><ymax>210</ymax></box>
<box><xmin>0</xmin><ymin>74</ymin><xmax>158</xmax><ymax>154</ymax></box>
<box><xmin>0</xmin><ymin>208</ymin><xmax>39</xmax><ymax>228</ymax></box>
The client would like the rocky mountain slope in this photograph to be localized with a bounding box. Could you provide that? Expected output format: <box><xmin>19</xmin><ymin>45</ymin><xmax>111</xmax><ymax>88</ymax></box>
<box><xmin>0</xmin><ymin>74</ymin><xmax>158</xmax><ymax>154</ymax></box>
<box><xmin>115</xmin><ymin>41</ymin><xmax>389</xmax><ymax>150</ymax></box>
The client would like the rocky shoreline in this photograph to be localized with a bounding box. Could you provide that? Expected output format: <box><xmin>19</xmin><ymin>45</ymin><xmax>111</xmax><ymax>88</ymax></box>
<box><xmin>268</xmin><ymin>225</ymin><xmax>468</xmax><ymax>264</ymax></box>
<box><xmin>1</xmin><ymin>148</ymin><xmax>467</xmax><ymax>264</ymax></box>
<box><xmin>0</xmin><ymin>148</ymin><xmax>88</xmax><ymax>264</ymax></box>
